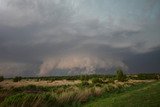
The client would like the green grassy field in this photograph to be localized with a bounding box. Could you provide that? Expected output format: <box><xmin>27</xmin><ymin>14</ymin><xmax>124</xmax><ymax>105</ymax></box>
<box><xmin>0</xmin><ymin>73</ymin><xmax>159</xmax><ymax>107</ymax></box>
<box><xmin>84</xmin><ymin>81</ymin><xmax>160</xmax><ymax>107</ymax></box>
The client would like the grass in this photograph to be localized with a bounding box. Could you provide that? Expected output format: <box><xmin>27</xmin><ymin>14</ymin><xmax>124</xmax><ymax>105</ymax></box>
<box><xmin>0</xmin><ymin>79</ymin><xmax>81</xmax><ymax>89</ymax></box>
<box><xmin>0</xmin><ymin>81</ymin><xmax>152</xmax><ymax>107</ymax></box>
<box><xmin>84</xmin><ymin>81</ymin><xmax>160</xmax><ymax>107</ymax></box>
<box><xmin>0</xmin><ymin>77</ymin><xmax>159</xmax><ymax>107</ymax></box>
<box><xmin>0</xmin><ymin>81</ymin><xmax>129</xmax><ymax>107</ymax></box>
<box><xmin>0</xmin><ymin>93</ymin><xmax>58</xmax><ymax>107</ymax></box>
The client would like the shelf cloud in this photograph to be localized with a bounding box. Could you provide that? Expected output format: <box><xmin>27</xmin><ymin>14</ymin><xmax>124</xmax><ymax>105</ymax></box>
<box><xmin>0</xmin><ymin>0</ymin><xmax>160</xmax><ymax>77</ymax></box>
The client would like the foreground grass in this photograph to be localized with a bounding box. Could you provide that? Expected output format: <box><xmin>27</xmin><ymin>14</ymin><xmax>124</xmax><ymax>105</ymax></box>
<box><xmin>84</xmin><ymin>81</ymin><xmax>160</xmax><ymax>107</ymax></box>
<box><xmin>0</xmin><ymin>80</ymin><xmax>159</xmax><ymax>107</ymax></box>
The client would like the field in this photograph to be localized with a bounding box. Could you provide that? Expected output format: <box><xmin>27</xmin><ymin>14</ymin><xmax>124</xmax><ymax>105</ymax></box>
<box><xmin>0</xmin><ymin>74</ymin><xmax>159</xmax><ymax>107</ymax></box>
<box><xmin>84</xmin><ymin>81</ymin><xmax>160</xmax><ymax>107</ymax></box>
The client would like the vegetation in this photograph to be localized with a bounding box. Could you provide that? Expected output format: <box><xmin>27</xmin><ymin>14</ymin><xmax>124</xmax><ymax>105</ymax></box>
<box><xmin>0</xmin><ymin>83</ymin><xmax>126</xmax><ymax>107</ymax></box>
<box><xmin>21</xmin><ymin>74</ymin><xmax>115</xmax><ymax>81</ymax></box>
<box><xmin>84</xmin><ymin>81</ymin><xmax>160</xmax><ymax>107</ymax></box>
<box><xmin>7</xmin><ymin>73</ymin><xmax>158</xmax><ymax>82</ymax></box>
<box><xmin>92</xmin><ymin>78</ymin><xmax>103</xmax><ymax>84</ymax></box>
<box><xmin>137</xmin><ymin>73</ymin><xmax>159</xmax><ymax>80</ymax></box>
<box><xmin>0</xmin><ymin>76</ymin><xmax>4</xmax><ymax>82</ymax></box>
<box><xmin>116</xmin><ymin>69</ymin><xmax>126</xmax><ymax>82</ymax></box>
<box><xmin>128</xmin><ymin>73</ymin><xmax>159</xmax><ymax>80</ymax></box>
<box><xmin>81</xmin><ymin>81</ymin><xmax>90</xmax><ymax>87</ymax></box>
<box><xmin>1</xmin><ymin>93</ymin><xmax>57</xmax><ymax>107</ymax></box>
<box><xmin>0</xmin><ymin>73</ymin><xmax>159</xmax><ymax>107</ymax></box>
<box><xmin>13</xmin><ymin>76</ymin><xmax>22</xmax><ymax>82</ymax></box>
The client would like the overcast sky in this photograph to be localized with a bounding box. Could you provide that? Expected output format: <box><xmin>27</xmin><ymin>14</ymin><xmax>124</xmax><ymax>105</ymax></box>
<box><xmin>0</xmin><ymin>0</ymin><xmax>160</xmax><ymax>77</ymax></box>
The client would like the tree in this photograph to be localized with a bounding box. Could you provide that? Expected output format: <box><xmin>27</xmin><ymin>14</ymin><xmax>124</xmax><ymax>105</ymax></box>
<box><xmin>0</xmin><ymin>76</ymin><xmax>4</xmax><ymax>82</ymax></box>
<box><xmin>116</xmin><ymin>69</ymin><xmax>126</xmax><ymax>82</ymax></box>
<box><xmin>80</xmin><ymin>75</ymin><xmax>89</xmax><ymax>81</ymax></box>
<box><xmin>13</xmin><ymin>76</ymin><xmax>22</xmax><ymax>82</ymax></box>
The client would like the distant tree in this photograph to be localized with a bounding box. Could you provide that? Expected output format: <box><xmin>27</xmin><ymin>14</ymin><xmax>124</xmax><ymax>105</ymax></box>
<box><xmin>80</xmin><ymin>75</ymin><xmax>89</xmax><ymax>81</ymax></box>
<box><xmin>116</xmin><ymin>69</ymin><xmax>126</xmax><ymax>82</ymax></box>
<box><xmin>0</xmin><ymin>76</ymin><xmax>4</xmax><ymax>82</ymax></box>
<box><xmin>13</xmin><ymin>76</ymin><xmax>22</xmax><ymax>82</ymax></box>
<box><xmin>137</xmin><ymin>73</ymin><xmax>159</xmax><ymax>80</ymax></box>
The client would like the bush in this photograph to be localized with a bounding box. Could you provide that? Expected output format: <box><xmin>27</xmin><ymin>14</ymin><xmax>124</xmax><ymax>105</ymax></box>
<box><xmin>103</xmin><ymin>85</ymin><xmax>116</xmax><ymax>92</ymax></box>
<box><xmin>13</xmin><ymin>76</ymin><xmax>22</xmax><ymax>82</ymax></box>
<box><xmin>116</xmin><ymin>69</ymin><xmax>126</xmax><ymax>82</ymax></box>
<box><xmin>137</xmin><ymin>74</ymin><xmax>158</xmax><ymax>80</ymax></box>
<box><xmin>51</xmin><ymin>78</ymin><xmax>55</xmax><ymax>82</ymax></box>
<box><xmin>0</xmin><ymin>76</ymin><xmax>4</xmax><ymax>82</ymax></box>
<box><xmin>95</xmin><ymin>83</ymin><xmax>102</xmax><ymax>87</ymax></box>
<box><xmin>92</xmin><ymin>78</ymin><xmax>103</xmax><ymax>84</ymax></box>
<box><xmin>81</xmin><ymin>81</ymin><xmax>90</xmax><ymax>87</ymax></box>
<box><xmin>80</xmin><ymin>75</ymin><xmax>89</xmax><ymax>81</ymax></box>
<box><xmin>12</xmin><ymin>85</ymin><xmax>54</xmax><ymax>93</ymax></box>
<box><xmin>107</xmin><ymin>78</ymin><xmax>115</xmax><ymax>83</ymax></box>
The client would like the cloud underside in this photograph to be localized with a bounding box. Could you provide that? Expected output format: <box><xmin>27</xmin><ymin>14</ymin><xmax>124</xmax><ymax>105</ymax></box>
<box><xmin>0</xmin><ymin>0</ymin><xmax>160</xmax><ymax>77</ymax></box>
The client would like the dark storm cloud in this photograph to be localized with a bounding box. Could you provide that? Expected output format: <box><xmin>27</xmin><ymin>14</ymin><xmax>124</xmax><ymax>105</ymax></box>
<box><xmin>0</xmin><ymin>0</ymin><xmax>160</xmax><ymax>77</ymax></box>
<box><xmin>125</xmin><ymin>47</ymin><xmax>160</xmax><ymax>73</ymax></box>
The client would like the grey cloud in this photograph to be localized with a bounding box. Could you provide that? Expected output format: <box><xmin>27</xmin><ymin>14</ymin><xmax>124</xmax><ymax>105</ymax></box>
<box><xmin>0</xmin><ymin>0</ymin><xmax>160</xmax><ymax>77</ymax></box>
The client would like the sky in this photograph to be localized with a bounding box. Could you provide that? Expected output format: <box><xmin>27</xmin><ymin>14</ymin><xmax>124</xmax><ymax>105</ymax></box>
<box><xmin>0</xmin><ymin>0</ymin><xmax>160</xmax><ymax>77</ymax></box>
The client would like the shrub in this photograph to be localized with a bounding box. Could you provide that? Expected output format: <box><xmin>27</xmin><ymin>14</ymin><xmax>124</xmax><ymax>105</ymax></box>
<box><xmin>137</xmin><ymin>73</ymin><xmax>158</xmax><ymax>80</ymax></box>
<box><xmin>12</xmin><ymin>85</ymin><xmax>54</xmax><ymax>93</ymax></box>
<box><xmin>13</xmin><ymin>76</ymin><xmax>22</xmax><ymax>82</ymax></box>
<box><xmin>35</xmin><ymin>78</ymin><xmax>40</xmax><ymax>82</ymax></box>
<box><xmin>92</xmin><ymin>78</ymin><xmax>103</xmax><ymax>84</ymax></box>
<box><xmin>81</xmin><ymin>81</ymin><xmax>90</xmax><ymax>87</ymax></box>
<box><xmin>116</xmin><ymin>69</ymin><xmax>126</xmax><ymax>82</ymax></box>
<box><xmin>107</xmin><ymin>78</ymin><xmax>115</xmax><ymax>83</ymax></box>
<box><xmin>103</xmin><ymin>85</ymin><xmax>116</xmax><ymax>92</ymax></box>
<box><xmin>51</xmin><ymin>78</ymin><xmax>55</xmax><ymax>82</ymax></box>
<box><xmin>25</xmin><ymin>85</ymin><xmax>37</xmax><ymax>91</ymax></box>
<box><xmin>0</xmin><ymin>76</ymin><xmax>4</xmax><ymax>82</ymax></box>
<box><xmin>95</xmin><ymin>83</ymin><xmax>102</xmax><ymax>87</ymax></box>
<box><xmin>80</xmin><ymin>75</ymin><xmax>89</xmax><ymax>81</ymax></box>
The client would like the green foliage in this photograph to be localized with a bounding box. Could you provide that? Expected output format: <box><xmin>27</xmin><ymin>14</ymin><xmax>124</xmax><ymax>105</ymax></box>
<box><xmin>13</xmin><ymin>76</ymin><xmax>22</xmax><ymax>82</ymax></box>
<box><xmin>95</xmin><ymin>83</ymin><xmax>102</xmax><ymax>87</ymax></box>
<box><xmin>3</xmin><ymin>74</ymin><xmax>159</xmax><ymax>107</ymax></box>
<box><xmin>1</xmin><ymin>93</ymin><xmax>57</xmax><ymax>107</ymax></box>
<box><xmin>1</xmin><ymin>75</ymin><xmax>157</xmax><ymax>107</ymax></box>
<box><xmin>137</xmin><ymin>73</ymin><xmax>159</xmax><ymax>80</ymax></box>
<box><xmin>107</xmin><ymin>78</ymin><xmax>115</xmax><ymax>83</ymax></box>
<box><xmin>51</xmin><ymin>78</ymin><xmax>55</xmax><ymax>82</ymax></box>
<box><xmin>0</xmin><ymin>76</ymin><xmax>4</xmax><ymax>82</ymax></box>
<box><xmin>84</xmin><ymin>82</ymin><xmax>160</xmax><ymax>107</ymax></box>
<box><xmin>103</xmin><ymin>85</ymin><xmax>116</xmax><ymax>92</ymax></box>
<box><xmin>80</xmin><ymin>75</ymin><xmax>90</xmax><ymax>81</ymax></box>
<box><xmin>116</xmin><ymin>69</ymin><xmax>126</xmax><ymax>82</ymax></box>
<box><xmin>22</xmin><ymin>74</ymin><xmax>115</xmax><ymax>82</ymax></box>
<box><xmin>92</xmin><ymin>78</ymin><xmax>103</xmax><ymax>84</ymax></box>
<box><xmin>81</xmin><ymin>81</ymin><xmax>90</xmax><ymax>87</ymax></box>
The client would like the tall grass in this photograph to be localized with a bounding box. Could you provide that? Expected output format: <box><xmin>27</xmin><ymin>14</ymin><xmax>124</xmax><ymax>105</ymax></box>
<box><xmin>3</xmin><ymin>83</ymin><xmax>133</xmax><ymax>107</ymax></box>
<box><xmin>1</xmin><ymin>93</ymin><xmax>58</xmax><ymax>107</ymax></box>
<box><xmin>0</xmin><ymin>77</ymin><xmax>154</xmax><ymax>107</ymax></box>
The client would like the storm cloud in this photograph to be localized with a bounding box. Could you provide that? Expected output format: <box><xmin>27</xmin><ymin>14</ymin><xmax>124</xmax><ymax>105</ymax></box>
<box><xmin>0</xmin><ymin>0</ymin><xmax>160</xmax><ymax>77</ymax></box>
